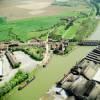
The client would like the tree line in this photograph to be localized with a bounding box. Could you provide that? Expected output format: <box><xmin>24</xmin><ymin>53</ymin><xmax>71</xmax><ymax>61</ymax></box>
<box><xmin>90</xmin><ymin>0</ymin><xmax>100</xmax><ymax>15</ymax></box>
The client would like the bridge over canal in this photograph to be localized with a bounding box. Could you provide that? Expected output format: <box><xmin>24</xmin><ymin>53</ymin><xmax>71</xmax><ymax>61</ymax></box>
<box><xmin>78</xmin><ymin>40</ymin><xmax>100</xmax><ymax>46</ymax></box>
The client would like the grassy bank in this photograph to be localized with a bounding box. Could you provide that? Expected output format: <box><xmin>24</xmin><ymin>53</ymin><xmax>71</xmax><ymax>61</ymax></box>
<box><xmin>0</xmin><ymin>71</ymin><xmax>28</xmax><ymax>99</ymax></box>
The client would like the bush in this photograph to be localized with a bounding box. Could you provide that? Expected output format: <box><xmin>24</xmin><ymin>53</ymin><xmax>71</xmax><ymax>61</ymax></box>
<box><xmin>0</xmin><ymin>71</ymin><xmax>28</xmax><ymax>97</ymax></box>
<box><xmin>14</xmin><ymin>62</ymin><xmax>21</xmax><ymax>68</ymax></box>
<box><xmin>0</xmin><ymin>17</ymin><xmax>6</xmax><ymax>24</ymax></box>
<box><xmin>64</xmin><ymin>45</ymin><xmax>73</xmax><ymax>54</ymax></box>
<box><xmin>73</xmin><ymin>17</ymin><xmax>97</xmax><ymax>41</ymax></box>
<box><xmin>49</xmin><ymin>33</ymin><xmax>62</xmax><ymax>41</ymax></box>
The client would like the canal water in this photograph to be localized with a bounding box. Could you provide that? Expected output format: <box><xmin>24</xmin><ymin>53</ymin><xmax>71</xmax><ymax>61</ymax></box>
<box><xmin>3</xmin><ymin>46</ymin><xmax>94</xmax><ymax>100</ymax></box>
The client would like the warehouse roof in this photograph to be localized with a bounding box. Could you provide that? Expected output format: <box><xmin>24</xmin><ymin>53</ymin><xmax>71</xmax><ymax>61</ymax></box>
<box><xmin>93</xmin><ymin>68</ymin><xmax>100</xmax><ymax>82</ymax></box>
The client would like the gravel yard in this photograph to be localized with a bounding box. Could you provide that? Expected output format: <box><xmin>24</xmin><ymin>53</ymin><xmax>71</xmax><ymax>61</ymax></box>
<box><xmin>13</xmin><ymin>51</ymin><xmax>39</xmax><ymax>72</ymax></box>
<box><xmin>0</xmin><ymin>51</ymin><xmax>39</xmax><ymax>85</ymax></box>
<box><xmin>0</xmin><ymin>55</ymin><xmax>18</xmax><ymax>85</ymax></box>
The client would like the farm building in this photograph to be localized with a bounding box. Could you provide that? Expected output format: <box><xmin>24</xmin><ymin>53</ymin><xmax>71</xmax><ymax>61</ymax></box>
<box><xmin>0</xmin><ymin>43</ymin><xmax>7</xmax><ymax>50</ymax></box>
<box><xmin>50</xmin><ymin>40</ymin><xmax>69</xmax><ymax>54</ymax></box>
<box><xmin>5</xmin><ymin>51</ymin><xmax>20</xmax><ymax>68</ymax></box>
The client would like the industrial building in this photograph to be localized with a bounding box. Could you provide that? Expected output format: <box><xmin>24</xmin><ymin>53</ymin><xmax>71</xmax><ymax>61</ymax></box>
<box><xmin>5</xmin><ymin>51</ymin><xmax>20</xmax><ymax>68</ymax></box>
<box><xmin>42</xmin><ymin>46</ymin><xmax>100</xmax><ymax>100</ymax></box>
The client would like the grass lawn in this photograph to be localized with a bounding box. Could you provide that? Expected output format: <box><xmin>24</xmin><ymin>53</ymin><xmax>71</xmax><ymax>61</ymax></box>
<box><xmin>2</xmin><ymin>46</ymin><xmax>94</xmax><ymax>100</ymax></box>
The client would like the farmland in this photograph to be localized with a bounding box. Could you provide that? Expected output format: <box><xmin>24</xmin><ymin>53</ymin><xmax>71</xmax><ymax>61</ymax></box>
<box><xmin>0</xmin><ymin>13</ymin><xmax>97</xmax><ymax>42</ymax></box>
<box><xmin>0</xmin><ymin>0</ymin><xmax>92</xmax><ymax>42</ymax></box>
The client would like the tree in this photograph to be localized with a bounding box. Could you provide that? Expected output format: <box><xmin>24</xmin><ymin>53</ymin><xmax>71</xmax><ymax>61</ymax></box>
<box><xmin>0</xmin><ymin>17</ymin><xmax>6</xmax><ymax>24</ymax></box>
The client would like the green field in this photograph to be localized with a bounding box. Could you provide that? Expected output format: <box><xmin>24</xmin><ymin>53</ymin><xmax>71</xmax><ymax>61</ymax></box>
<box><xmin>0</xmin><ymin>0</ymin><xmax>91</xmax><ymax>42</ymax></box>
<box><xmin>2</xmin><ymin>46</ymin><xmax>94</xmax><ymax>100</ymax></box>
<box><xmin>62</xmin><ymin>22</ymin><xmax>80</xmax><ymax>39</ymax></box>
<box><xmin>0</xmin><ymin>16</ymin><xmax>60</xmax><ymax>42</ymax></box>
<box><xmin>0</xmin><ymin>12</ymin><xmax>81</xmax><ymax>42</ymax></box>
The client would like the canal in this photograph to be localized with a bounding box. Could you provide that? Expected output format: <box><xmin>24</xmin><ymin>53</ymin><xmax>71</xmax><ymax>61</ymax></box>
<box><xmin>3</xmin><ymin>46</ymin><xmax>94</xmax><ymax>100</ymax></box>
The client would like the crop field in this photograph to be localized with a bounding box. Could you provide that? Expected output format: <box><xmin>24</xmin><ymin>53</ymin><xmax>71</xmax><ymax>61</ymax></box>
<box><xmin>0</xmin><ymin>12</ymin><xmax>89</xmax><ymax>42</ymax></box>
<box><xmin>0</xmin><ymin>13</ymin><xmax>77</xmax><ymax>42</ymax></box>
<box><xmin>62</xmin><ymin>23</ymin><xmax>80</xmax><ymax>39</ymax></box>
<box><xmin>0</xmin><ymin>0</ymin><xmax>91</xmax><ymax>42</ymax></box>
<box><xmin>0</xmin><ymin>16</ymin><xmax>61</xmax><ymax>42</ymax></box>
